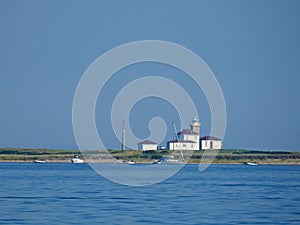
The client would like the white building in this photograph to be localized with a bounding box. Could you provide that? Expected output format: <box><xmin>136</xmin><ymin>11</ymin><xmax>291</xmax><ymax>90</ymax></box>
<box><xmin>167</xmin><ymin>140</ymin><xmax>197</xmax><ymax>150</ymax></box>
<box><xmin>200</xmin><ymin>136</ymin><xmax>223</xmax><ymax>150</ymax></box>
<box><xmin>177</xmin><ymin>129</ymin><xmax>200</xmax><ymax>150</ymax></box>
<box><xmin>166</xmin><ymin>117</ymin><xmax>201</xmax><ymax>151</ymax></box>
<box><xmin>138</xmin><ymin>140</ymin><xmax>158</xmax><ymax>151</ymax></box>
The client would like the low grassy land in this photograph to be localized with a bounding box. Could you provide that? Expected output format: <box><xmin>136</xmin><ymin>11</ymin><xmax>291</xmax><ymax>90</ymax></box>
<box><xmin>0</xmin><ymin>148</ymin><xmax>300</xmax><ymax>164</ymax></box>
<box><xmin>0</xmin><ymin>148</ymin><xmax>81</xmax><ymax>162</ymax></box>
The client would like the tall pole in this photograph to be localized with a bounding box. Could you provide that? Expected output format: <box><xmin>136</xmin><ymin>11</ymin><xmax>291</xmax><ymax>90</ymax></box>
<box><xmin>172</xmin><ymin>122</ymin><xmax>179</xmax><ymax>141</ymax></box>
<box><xmin>122</xmin><ymin>117</ymin><xmax>126</xmax><ymax>150</ymax></box>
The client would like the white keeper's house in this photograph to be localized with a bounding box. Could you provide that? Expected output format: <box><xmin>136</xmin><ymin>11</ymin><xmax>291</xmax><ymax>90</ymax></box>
<box><xmin>167</xmin><ymin>117</ymin><xmax>201</xmax><ymax>151</ymax></box>
<box><xmin>167</xmin><ymin>129</ymin><xmax>199</xmax><ymax>150</ymax></box>
<box><xmin>177</xmin><ymin>129</ymin><xmax>200</xmax><ymax>149</ymax></box>
<box><xmin>138</xmin><ymin>140</ymin><xmax>158</xmax><ymax>151</ymax></box>
<box><xmin>200</xmin><ymin>136</ymin><xmax>223</xmax><ymax>150</ymax></box>
<box><xmin>167</xmin><ymin>140</ymin><xmax>198</xmax><ymax>150</ymax></box>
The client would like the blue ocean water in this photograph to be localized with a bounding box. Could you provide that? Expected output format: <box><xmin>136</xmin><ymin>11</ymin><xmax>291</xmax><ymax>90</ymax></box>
<box><xmin>0</xmin><ymin>163</ymin><xmax>299</xmax><ymax>225</ymax></box>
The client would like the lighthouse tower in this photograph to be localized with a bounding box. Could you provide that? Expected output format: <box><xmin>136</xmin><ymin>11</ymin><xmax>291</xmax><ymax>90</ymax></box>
<box><xmin>190</xmin><ymin>116</ymin><xmax>200</xmax><ymax>135</ymax></box>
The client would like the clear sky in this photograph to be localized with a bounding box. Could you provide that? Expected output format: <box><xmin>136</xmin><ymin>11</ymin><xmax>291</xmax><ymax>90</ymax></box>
<box><xmin>0</xmin><ymin>0</ymin><xmax>299</xmax><ymax>151</ymax></box>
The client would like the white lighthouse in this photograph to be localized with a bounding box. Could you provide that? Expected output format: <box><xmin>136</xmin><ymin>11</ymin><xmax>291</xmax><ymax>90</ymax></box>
<box><xmin>190</xmin><ymin>116</ymin><xmax>200</xmax><ymax>135</ymax></box>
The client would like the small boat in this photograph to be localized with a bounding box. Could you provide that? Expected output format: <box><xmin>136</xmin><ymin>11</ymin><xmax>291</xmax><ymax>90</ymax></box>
<box><xmin>124</xmin><ymin>160</ymin><xmax>135</xmax><ymax>165</ymax></box>
<box><xmin>165</xmin><ymin>158</ymin><xmax>179</xmax><ymax>163</ymax></box>
<box><xmin>244</xmin><ymin>162</ymin><xmax>258</xmax><ymax>166</ymax></box>
<box><xmin>71</xmin><ymin>155</ymin><xmax>84</xmax><ymax>163</ymax></box>
<box><xmin>152</xmin><ymin>159</ymin><xmax>162</xmax><ymax>164</ymax></box>
<box><xmin>34</xmin><ymin>160</ymin><xmax>46</xmax><ymax>163</ymax></box>
<box><xmin>162</xmin><ymin>156</ymin><xmax>180</xmax><ymax>163</ymax></box>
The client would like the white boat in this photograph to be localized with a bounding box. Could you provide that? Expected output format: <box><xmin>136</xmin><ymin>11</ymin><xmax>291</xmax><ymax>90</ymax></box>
<box><xmin>124</xmin><ymin>160</ymin><xmax>135</xmax><ymax>165</ymax></box>
<box><xmin>244</xmin><ymin>162</ymin><xmax>258</xmax><ymax>166</ymax></box>
<box><xmin>165</xmin><ymin>158</ymin><xmax>179</xmax><ymax>163</ymax></box>
<box><xmin>154</xmin><ymin>156</ymin><xmax>184</xmax><ymax>164</ymax></box>
<box><xmin>71</xmin><ymin>155</ymin><xmax>84</xmax><ymax>163</ymax></box>
<box><xmin>152</xmin><ymin>159</ymin><xmax>162</xmax><ymax>164</ymax></box>
<box><xmin>34</xmin><ymin>160</ymin><xmax>46</xmax><ymax>163</ymax></box>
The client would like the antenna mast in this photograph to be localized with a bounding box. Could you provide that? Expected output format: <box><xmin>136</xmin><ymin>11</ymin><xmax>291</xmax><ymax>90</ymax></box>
<box><xmin>172</xmin><ymin>122</ymin><xmax>179</xmax><ymax>141</ymax></box>
<box><xmin>172</xmin><ymin>122</ymin><xmax>184</xmax><ymax>161</ymax></box>
<box><xmin>122</xmin><ymin>117</ymin><xmax>126</xmax><ymax>150</ymax></box>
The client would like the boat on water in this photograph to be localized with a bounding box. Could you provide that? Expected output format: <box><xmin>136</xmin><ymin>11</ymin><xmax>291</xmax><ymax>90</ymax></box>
<box><xmin>244</xmin><ymin>162</ymin><xmax>258</xmax><ymax>166</ymax></box>
<box><xmin>124</xmin><ymin>160</ymin><xmax>135</xmax><ymax>165</ymax></box>
<box><xmin>164</xmin><ymin>158</ymin><xmax>180</xmax><ymax>163</ymax></box>
<box><xmin>71</xmin><ymin>155</ymin><xmax>84</xmax><ymax>164</ymax></box>
<box><xmin>34</xmin><ymin>160</ymin><xmax>46</xmax><ymax>164</ymax></box>
<box><xmin>152</xmin><ymin>159</ymin><xmax>162</xmax><ymax>164</ymax></box>
<box><xmin>153</xmin><ymin>156</ymin><xmax>184</xmax><ymax>164</ymax></box>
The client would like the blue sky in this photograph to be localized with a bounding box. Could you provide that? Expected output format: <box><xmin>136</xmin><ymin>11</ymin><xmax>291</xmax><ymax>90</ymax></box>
<box><xmin>0</xmin><ymin>0</ymin><xmax>299</xmax><ymax>150</ymax></box>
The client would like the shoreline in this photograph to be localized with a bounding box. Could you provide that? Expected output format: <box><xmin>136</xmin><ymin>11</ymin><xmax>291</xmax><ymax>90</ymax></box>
<box><xmin>1</xmin><ymin>160</ymin><xmax>300</xmax><ymax>165</ymax></box>
<box><xmin>1</xmin><ymin>148</ymin><xmax>300</xmax><ymax>165</ymax></box>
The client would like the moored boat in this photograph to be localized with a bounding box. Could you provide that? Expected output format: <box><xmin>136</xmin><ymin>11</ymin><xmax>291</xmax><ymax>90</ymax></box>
<box><xmin>244</xmin><ymin>162</ymin><xmax>258</xmax><ymax>166</ymax></box>
<box><xmin>124</xmin><ymin>160</ymin><xmax>135</xmax><ymax>165</ymax></box>
<box><xmin>153</xmin><ymin>156</ymin><xmax>184</xmax><ymax>164</ymax></box>
<box><xmin>152</xmin><ymin>159</ymin><xmax>162</xmax><ymax>164</ymax></box>
<box><xmin>71</xmin><ymin>155</ymin><xmax>84</xmax><ymax>163</ymax></box>
<box><xmin>34</xmin><ymin>160</ymin><xmax>46</xmax><ymax>163</ymax></box>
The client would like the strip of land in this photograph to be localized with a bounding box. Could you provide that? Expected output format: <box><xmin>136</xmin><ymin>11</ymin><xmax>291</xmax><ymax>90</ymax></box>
<box><xmin>0</xmin><ymin>148</ymin><xmax>300</xmax><ymax>164</ymax></box>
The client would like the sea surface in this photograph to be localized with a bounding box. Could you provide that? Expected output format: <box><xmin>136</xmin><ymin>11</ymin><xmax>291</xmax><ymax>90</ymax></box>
<box><xmin>0</xmin><ymin>163</ymin><xmax>300</xmax><ymax>224</ymax></box>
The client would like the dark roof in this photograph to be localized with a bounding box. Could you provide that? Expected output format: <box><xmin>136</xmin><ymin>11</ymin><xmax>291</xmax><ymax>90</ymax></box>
<box><xmin>200</xmin><ymin>136</ymin><xmax>221</xmax><ymax>141</ymax></box>
<box><xmin>138</xmin><ymin>140</ymin><xmax>157</xmax><ymax>145</ymax></box>
<box><xmin>177</xmin><ymin>129</ymin><xmax>199</xmax><ymax>135</ymax></box>
<box><xmin>167</xmin><ymin>140</ymin><xmax>196</xmax><ymax>143</ymax></box>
